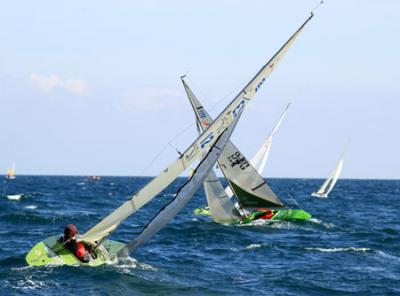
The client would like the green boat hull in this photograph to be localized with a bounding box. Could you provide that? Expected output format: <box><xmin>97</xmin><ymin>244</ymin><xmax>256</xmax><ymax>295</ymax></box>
<box><xmin>26</xmin><ymin>235</ymin><xmax>126</xmax><ymax>267</ymax></box>
<box><xmin>194</xmin><ymin>207</ymin><xmax>311</xmax><ymax>223</ymax></box>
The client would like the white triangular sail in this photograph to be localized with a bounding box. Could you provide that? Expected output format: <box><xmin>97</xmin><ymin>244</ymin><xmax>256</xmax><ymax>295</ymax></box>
<box><xmin>81</xmin><ymin>88</ymin><xmax>246</xmax><ymax>243</ymax></box>
<box><xmin>250</xmin><ymin>103</ymin><xmax>290</xmax><ymax>174</ymax></box>
<box><xmin>183</xmin><ymin>78</ymin><xmax>284</xmax><ymax>209</ymax></box>
<box><xmin>312</xmin><ymin>143</ymin><xmax>349</xmax><ymax>198</ymax></box>
<box><xmin>118</xmin><ymin>114</ymin><xmax>240</xmax><ymax>257</ymax></box>
<box><xmin>181</xmin><ymin>13</ymin><xmax>313</xmax><ymax>210</ymax></box>
<box><xmin>80</xmin><ymin>12</ymin><xmax>314</xmax><ymax>243</ymax></box>
<box><xmin>203</xmin><ymin>170</ymin><xmax>241</xmax><ymax>223</ymax></box>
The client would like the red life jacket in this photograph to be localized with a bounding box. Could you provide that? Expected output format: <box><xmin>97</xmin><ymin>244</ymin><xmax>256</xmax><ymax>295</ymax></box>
<box><xmin>75</xmin><ymin>242</ymin><xmax>86</xmax><ymax>259</ymax></box>
<box><xmin>260</xmin><ymin>212</ymin><xmax>274</xmax><ymax>220</ymax></box>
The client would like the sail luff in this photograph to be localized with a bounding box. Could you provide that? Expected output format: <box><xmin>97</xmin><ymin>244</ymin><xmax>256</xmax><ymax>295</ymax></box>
<box><xmin>117</xmin><ymin>113</ymin><xmax>241</xmax><ymax>257</ymax></box>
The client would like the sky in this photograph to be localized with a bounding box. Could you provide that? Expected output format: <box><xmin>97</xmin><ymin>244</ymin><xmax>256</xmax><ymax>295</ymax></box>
<box><xmin>0</xmin><ymin>0</ymin><xmax>399</xmax><ymax>179</ymax></box>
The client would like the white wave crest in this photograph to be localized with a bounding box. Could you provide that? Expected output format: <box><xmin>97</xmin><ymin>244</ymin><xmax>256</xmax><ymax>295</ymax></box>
<box><xmin>25</xmin><ymin>205</ymin><xmax>38</xmax><ymax>209</ymax></box>
<box><xmin>113</xmin><ymin>256</ymin><xmax>158</xmax><ymax>272</ymax></box>
<box><xmin>7</xmin><ymin>194</ymin><xmax>22</xmax><ymax>201</ymax></box>
<box><xmin>306</xmin><ymin>247</ymin><xmax>371</xmax><ymax>253</ymax></box>
<box><xmin>246</xmin><ymin>244</ymin><xmax>263</xmax><ymax>250</ymax></box>
<box><xmin>308</xmin><ymin>218</ymin><xmax>336</xmax><ymax>229</ymax></box>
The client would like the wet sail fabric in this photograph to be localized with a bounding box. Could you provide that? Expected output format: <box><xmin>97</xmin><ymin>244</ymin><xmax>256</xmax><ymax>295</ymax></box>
<box><xmin>250</xmin><ymin>103</ymin><xmax>291</xmax><ymax>174</ymax></box>
<box><xmin>203</xmin><ymin>170</ymin><xmax>241</xmax><ymax>223</ymax></box>
<box><xmin>312</xmin><ymin>144</ymin><xmax>348</xmax><ymax>198</ymax></box>
<box><xmin>182</xmin><ymin>78</ymin><xmax>284</xmax><ymax>208</ymax></box>
<box><xmin>117</xmin><ymin>114</ymin><xmax>240</xmax><ymax>257</ymax></box>
<box><xmin>81</xmin><ymin>12</ymin><xmax>314</xmax><ymax>243</ymax></box>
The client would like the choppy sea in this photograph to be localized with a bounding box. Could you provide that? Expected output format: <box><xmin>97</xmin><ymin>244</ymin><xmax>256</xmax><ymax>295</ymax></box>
<box><xmin>0</xmin><ymin>176</ymin><xmax>399</xmax><ymax>295</ymax></box>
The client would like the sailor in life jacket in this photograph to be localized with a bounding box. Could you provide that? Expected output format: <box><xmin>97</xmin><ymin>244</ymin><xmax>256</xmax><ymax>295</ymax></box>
<box><xmin>59</xmin><ymin>224</ymin><xmax>93</xmax><ymax>262</ymax></box>
<box><xmin>250</xmin><ymin>208</ymin><xmax>275</xmax><ymax>221</ymax></box>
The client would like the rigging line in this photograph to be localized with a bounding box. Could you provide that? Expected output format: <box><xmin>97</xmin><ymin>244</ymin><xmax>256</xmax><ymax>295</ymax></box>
<box><xmin>287</xmin><ymin>192</ymin><xmax>301</xmax><ymax>209</ymax></box>
<box><xmin>137</xmin><ymin>142</ymin><xmax>171</xmax><ymax>176</ymax></box>
<box><xmin>311</xmin><ymin>1</ymin><xmax>324</xmax><ymax>15</ymax></box>
<box><xmin>138</xmin><ymin>76</ymin><xmax>249</xmax><ymax>175</ymax></box>
<box><xmin>186</xmin><ymin>76</ymin><xmax>249</xmax><ymax>116</ymax></box>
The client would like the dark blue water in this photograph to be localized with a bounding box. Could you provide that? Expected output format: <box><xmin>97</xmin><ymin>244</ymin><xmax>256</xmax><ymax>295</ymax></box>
<box><xmin>0</xmin><ymin>176</ymin><xmax>399</xmax><ymax>295</ymax></box>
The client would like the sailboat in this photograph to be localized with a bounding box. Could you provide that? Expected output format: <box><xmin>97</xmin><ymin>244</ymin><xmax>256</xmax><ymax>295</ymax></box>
<box><xmin>5</xmin><ymin>164</ymin><xmax>16</xmax><ymax>179</ymax></box>
<box><xmin>26</xmin><ymin>113</ymin><xmax>241</xmax><ymax>266</ymax></box>
<box><xmin>25</xmin><ymin>9</ymin><xmax>307</xmax><ymax>265</ymax></box>
<box><xmin>184</xmin><ymin>79</ymin><xmax>311</xmax><ymax>223</ymax></box>
<box><xmin>311</xmin><ymin>143</ymin><xmax>349</xmax><ymax>198</ymax></box>
<box><xmin>182</xmin><ymin>10</ymin><xmax>317</xmax><ymax>224</ymax></box>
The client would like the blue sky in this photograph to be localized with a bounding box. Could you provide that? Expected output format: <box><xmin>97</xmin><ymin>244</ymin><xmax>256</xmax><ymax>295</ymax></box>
<box><xmin>0</xmin><ymin>1</ymin><xmax>399</xmax><ymax>179</ymax></box>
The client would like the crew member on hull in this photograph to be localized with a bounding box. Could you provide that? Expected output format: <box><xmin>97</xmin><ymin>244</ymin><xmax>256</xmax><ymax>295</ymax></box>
<box><xmin>59</xmin><ymin>224</ymin><xmax>93</xmax><ymax>262</ymax></box>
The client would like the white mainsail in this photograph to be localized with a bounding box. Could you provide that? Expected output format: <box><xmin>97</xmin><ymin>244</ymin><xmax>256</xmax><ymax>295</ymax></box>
<box><xmin>311</xmin><ymin>143</ymin><xmax>349</xmax><ymax>198</ymax></box>
<box><xmin>117</xmin><ymin>113</ymin><xmax>241</xmax><ymax>257</ymax></box>
<box><xmin>181</xmin><ymin>12</ymin><xmax>314</xmax><ymax>210</ymax></box>
<box><xmin>183</xmin><ymin>78</ymin><xmax>283</xmax><ymax>208</ymax></box>
<box><xmin>81</xmin><ymin>88</ymin><xmax>246</xmax><ymax>243</ymax></box>
<box><xmin>203</xmin><ymin>170</ymin><xmax>241</xmax><ymax>223</ymax></box>
<box><xmin>81</xmin><ymin>13</ymin><xmax>313</xmax><ymax>243</ymax></box>
<box><xmin>250</xmin><ymin>103</ymin><xmax>290</xmax><ymax>174</ymax></box>
<box><xmin>81</xmin><ymin>12</ymin><xmax>314</xmax><ymax>243</ymax></box>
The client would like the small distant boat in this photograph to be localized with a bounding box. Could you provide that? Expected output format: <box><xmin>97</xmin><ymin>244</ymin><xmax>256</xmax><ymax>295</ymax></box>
<box><xmin>311</xmin><ymin>142</ymin><xmax>349</xmax><ymax>198</ymax></box>
<box><xmin>5</xmin><ymin>164</ymin><xmax>16</xmax><ymax>179</ymax></box>
<box><xmin>7</xmin><ymin>194</ymin><xmax>22</xmax><ymax>201</ymax></box>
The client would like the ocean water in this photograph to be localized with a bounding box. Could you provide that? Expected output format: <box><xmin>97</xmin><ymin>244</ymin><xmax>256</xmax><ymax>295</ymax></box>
<box><xmin>0</xmin><ymin>176</ymin><xmax>399</xmax><ymax>296</ymax></box>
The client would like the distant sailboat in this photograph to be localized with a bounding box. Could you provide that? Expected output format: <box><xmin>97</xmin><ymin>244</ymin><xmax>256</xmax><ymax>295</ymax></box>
<box><xmin>311</xmin><ymin>143</ymin><xmax>349</xmax><ymax>198</ymax></box>
<box><xmin>5</xmin><ymin>164</ymin><xmax>16</xmax><ymax>179</ymax></box>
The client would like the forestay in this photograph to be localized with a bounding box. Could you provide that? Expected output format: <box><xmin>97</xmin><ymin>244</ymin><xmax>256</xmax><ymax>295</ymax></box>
<box><xmin>81</xmin><ymin>12</ymin><xmax>314</xmax><ymax>243</ymax></box>
<box><xmin>118</xmin><ymin>113</ymin><xmax>241</xmax><ymax>257</ymax></box>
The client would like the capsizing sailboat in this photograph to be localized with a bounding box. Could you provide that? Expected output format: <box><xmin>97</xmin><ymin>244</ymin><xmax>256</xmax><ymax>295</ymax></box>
<box><xmin>183</xmin><ymin>79</ymin><xmax>311</xmax><ymax>223</ymax></box>
<box><xmin>183</xmin><ymin>11</ymin><xmax>316</xmax><ymax>224</ymax></box>
<box><xmin>25</xmin><ymin>12</ymin><xmax>293</xmax><ymax>264</ymax></box>
<box><xmin>311</xmin><ymin>142</ymin><xmax>349</xmax><ymax>198</ymax></box>
<box><xmin>26</xmin><ymin>111</ymin><xmax>242</xmax><ymax>267</ymax></box>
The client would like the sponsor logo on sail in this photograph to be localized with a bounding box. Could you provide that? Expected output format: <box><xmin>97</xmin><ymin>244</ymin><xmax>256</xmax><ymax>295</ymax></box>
<box><xmin>200</xmin><ymin>133</ymin><xmax>214</xmax><ymax>149</ymax></box>
<box><xmin>255</xmin><ymin>77</ymin><xmax>266</xmax><ymax>92</ymax></box>
<box><xmin>232</xmin><ymin>99</ymin><xmax>246</xmax><ymax>118</ymax></box>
